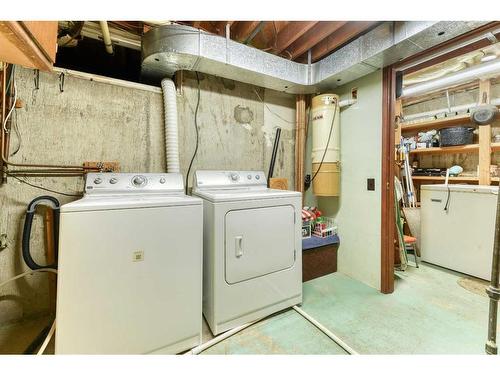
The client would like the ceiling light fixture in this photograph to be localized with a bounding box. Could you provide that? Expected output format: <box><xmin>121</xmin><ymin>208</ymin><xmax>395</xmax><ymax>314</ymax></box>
<box><xmin>481</xmin><ymin>52</ymin><xmax>498</xmax><ymax>62</ymax></box>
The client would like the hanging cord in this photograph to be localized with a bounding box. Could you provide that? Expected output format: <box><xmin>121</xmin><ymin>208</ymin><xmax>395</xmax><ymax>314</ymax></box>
<box><xmin>253</xmin><ymin>88</ymin><xmax>295</xmax><ymax>125</ymax></box>
<box><xmin>36</xmin><ymin>319</ymin><xmax>56</xmax><ymax>355</ymax></box>
<box><xmin>0</xmin><ymin>269</ymin><xmax>58</xmax><ymax>355</ymax></box>
<box><xmin>2</xmin><ymin>78</ymin><xmax>17</xmax><ymax>133</ymax></box>
<box><xmin>185</xmin><ymin>72</ymin><xmax>201</xmax><ymax>195</ymax></box>
<box><xmin>0</xmin><ymin>268</ymin><xmax>57</xmax><ymax>289</ymax></box>
<box><xmin>10</xmin><ymin>105</ymin><xmax>21</xmax><ymax>156</ymax></box>
<box><xmin>3</xmin><ymin>66</ymin><xmax>22</xmax><ymax>156</ymax></box>
<box><xmin>308</xmin><ymin>98</ymin><xmax>338</xmax><ymax>187</ymax></box>
<box><xmin>5</xmin><ymin>172</ymin><xmax>83</xmax><ymax>197</ymax></box>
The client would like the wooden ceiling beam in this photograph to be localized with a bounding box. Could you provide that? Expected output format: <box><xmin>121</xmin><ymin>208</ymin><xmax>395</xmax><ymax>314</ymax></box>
<box><xmin>213</xmin><ymin>21</ymin><xmax>235</xmax><ymax>35</ymax></box>
<box><xmin>232</xmin><ymin>21</ymin><xmax>262</xmax><ymax>43</ymax></box>
<box><xmin>297</xmin><ymin>21</ymin><xmax>378</xmax><ymax>62</ymax></box>
<box><xmin>283</xmin><ymin>21</ymin><xmax>347</xmax><ymax>60</ymax></box>
<box><xmin>274</xmin><ymin>21</ymin><xmax>319</xmax><ymax>54</ymax></box>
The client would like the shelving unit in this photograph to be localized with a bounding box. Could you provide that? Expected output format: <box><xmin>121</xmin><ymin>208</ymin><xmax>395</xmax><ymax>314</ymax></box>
<box><xmin>399</xmin><ymin>79</ymin><xmax>497</xmax><ymax>187</ymax></box>
<box><xmin>401</xmin><ymin>114</ymin><xmax>473</xmax><ymax>134</ymax></box>
<box><xmin>412</xmin><ymin>176</ymin><xmax>499</xmax><ymax>183</ymax></box>
<box><xmin>400</xmin><ymin>105</ymin><xmax>500</xmax><ymax>135</ymax></box>
<box><xmin>409</xmin><ymin>142</ymin><xmax>500</xmax><ymax>155</ymax></box>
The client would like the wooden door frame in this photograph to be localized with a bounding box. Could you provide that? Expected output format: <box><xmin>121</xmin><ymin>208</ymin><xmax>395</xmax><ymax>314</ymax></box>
<box><xmin>380</xmin><ymin>22</ymin><xmax>500</xmax><ymax>294</ymax></box>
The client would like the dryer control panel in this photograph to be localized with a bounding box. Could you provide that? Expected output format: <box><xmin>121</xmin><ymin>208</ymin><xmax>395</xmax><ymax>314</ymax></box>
<box><xmin>85</xmin><ymin>173</ymin><xmax>184</xmax><ymax>195</ymax></box>
<box><xmin>194</xmin><ymin>170</ymin><xmax>267</xmax><ymax>189</ymax></box>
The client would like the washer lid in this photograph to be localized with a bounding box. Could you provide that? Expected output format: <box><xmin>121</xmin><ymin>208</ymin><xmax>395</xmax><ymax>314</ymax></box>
<box><xmin>61</xmin><ymin>194</ymin><xmax>202</xmax><ymax>213</ymax></box>
<box><xmin>193</xmin><ymin>187</ymin><xmax>300</xmax><ymax>203</ymax></box>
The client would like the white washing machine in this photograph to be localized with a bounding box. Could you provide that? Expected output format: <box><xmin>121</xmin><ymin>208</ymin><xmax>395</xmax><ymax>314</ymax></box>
<box><xmin>192</xmin><ymin>170</ymin><xmax>302</xmax><ymax>335</ymax></box>
<box><xmin>56</xmin><ymin>173</ymin><xmax>203</xmax><ymax>354</ymax></box>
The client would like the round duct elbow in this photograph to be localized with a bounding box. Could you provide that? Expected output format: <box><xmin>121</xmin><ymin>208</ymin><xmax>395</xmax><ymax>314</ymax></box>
<box><xmin>161</xmin><ymin>78</ymin><xmax>180</xmax><ymax>173</ymax></box>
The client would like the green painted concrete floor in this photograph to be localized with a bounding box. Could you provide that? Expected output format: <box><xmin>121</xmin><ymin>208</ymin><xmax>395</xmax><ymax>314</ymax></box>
<box><xmin>1</xmin><ymin>263</ymin><xmax>496</xmax><ymax>354</ymax></box>
<box><xmin>202</xmin><ymin>263</ymin><xmax>497</xmax><ymax>354</ymax></box>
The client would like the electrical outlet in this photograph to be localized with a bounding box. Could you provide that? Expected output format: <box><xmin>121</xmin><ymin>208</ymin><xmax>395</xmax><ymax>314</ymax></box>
<box><xmin>367</xmin><ymin>178</ymin><xmax>375</xmax><ymax>191</ymax></box>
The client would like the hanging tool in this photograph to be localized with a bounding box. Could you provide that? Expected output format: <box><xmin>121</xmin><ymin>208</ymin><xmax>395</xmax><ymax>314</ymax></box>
<box><xmin>267</xmin><ymin>127</ymin><xmax>281</xmax><ymax>187</ymax></box>
<box><xmin>471</xmin><ymin>91</ymin><xmax>498</xmax><ymax>125</ymax></box>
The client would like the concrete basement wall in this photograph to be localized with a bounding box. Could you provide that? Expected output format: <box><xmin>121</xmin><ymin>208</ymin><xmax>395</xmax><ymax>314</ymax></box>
<box><xmin>304</xmin><ymin>71</ymin><xmax>383</xmax><ymax>290</ymax></box>
<box><xmin>0</xmin><ymin>67</ymin><xmax>295</xmax><ymax>326</ymax></box>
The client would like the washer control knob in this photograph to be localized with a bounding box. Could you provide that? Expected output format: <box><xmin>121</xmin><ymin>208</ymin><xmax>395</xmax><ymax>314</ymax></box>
<box><xmin>255</xmin><ymin>175</ymin><xmax>260</xmax><ymax>180</ymax></box>
<box><xmin>94</xmin><ymin>177</ymin><xmax>103</xmax><ymax>184</ymax></box>
<box><xmin>230</xmin><ymin>172</ymin><xmax>240</xmax><ymax>182</ymax></box>
<box><xmin>109</xmin><ymin>178</ymin><xmax>118</xmax><ymax>184</ymax></box>
<box><xmin>159</xmin><ymin>177</ymin><xmax>166</xmax><ymax>184</ymax></box>
<box><xmin>247</xmin><ymin>174</ymin><xmax>252</xmax><ymax>180</ymax></box>
<box><xmin>132</xmin><ymin>175</ymin><xmax>147</xmax><ymax>187</ymax></box>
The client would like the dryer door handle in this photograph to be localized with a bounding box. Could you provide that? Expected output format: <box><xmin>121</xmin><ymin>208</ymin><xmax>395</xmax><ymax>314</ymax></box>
<box><xmin>235</xmin><ymin>236</ymin><xmax>243</xmax><ymax>258</ymax></box>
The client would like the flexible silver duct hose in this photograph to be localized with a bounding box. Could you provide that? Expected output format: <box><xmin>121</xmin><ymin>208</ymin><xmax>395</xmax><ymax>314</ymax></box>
<box><xmin>161</xmin><ymin>78</ymin><xmax>180</xmax><ymax>173</ymax></box>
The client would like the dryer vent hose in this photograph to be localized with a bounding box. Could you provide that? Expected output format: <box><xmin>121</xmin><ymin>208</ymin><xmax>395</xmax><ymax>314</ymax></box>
<box><xmin>22</xmin><ymin>196</ymin><xmax>60</xmax><ymax>270</ymax></box>
<box><xmin>161</xmin><ymin>78</ymin><xmax>180</xmax><ymax>173</ymax></box>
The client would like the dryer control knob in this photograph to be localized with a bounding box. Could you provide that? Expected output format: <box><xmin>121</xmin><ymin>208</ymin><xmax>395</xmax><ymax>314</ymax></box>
<box><xmin>159</xmin><ymin>177</ymin><xmax>166</xmax><ymax>184</ymax></box>
<box><xmin>230</xmin><ymin>172</ymin><xmax>240</xmax><ymax>182</ymax></box>
<box><xmin>94</xmin><ymin>177</ymin><xmax>103</xmax><ymax>184</ymax></box>
<box><xmin>132</xmin><ymin>175</ymin><xmax>147</xmax><ymax>187</ymax></box>
<box><xmin>109</xmin><ymin>178</ymin><xmax>118</xmax><ymax>184</ymax></box>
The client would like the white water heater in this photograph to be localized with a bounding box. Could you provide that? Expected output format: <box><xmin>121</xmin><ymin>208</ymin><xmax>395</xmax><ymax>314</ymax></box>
<box><xmin>311</xmin><ymin>93</ymin><xmax>340</xmax><ymax>196</ymax></box>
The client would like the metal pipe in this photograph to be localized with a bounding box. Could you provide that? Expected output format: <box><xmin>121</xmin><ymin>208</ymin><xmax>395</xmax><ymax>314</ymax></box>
<box><xmin>99</xmin><ymin>21</ymin><xmax>114</xmax><ymax>55</ymax></box>
<box><xmin>0</xmin><ymin>65</ymin><xmax>97</xmax><ymax>173</ymax></box>
<box><xmin>292</xmin><ymin>306</ymin><xmax>359</xmax><ymax>355</ymax></box>
<box><xmin>486</xmin><ymin>170</ymin><xmax>500</xmax><ymax>355</ymax></box>
<box><xmin>339</xmin><ymin>98</ymin><xmax>357</xmax><ymax>108</ymax></box>
<box><xmin>7</xmin><ymin>172</ymin><xmax>85</xmax><ymax>177</ymax></box>
<box><xmin>403</xmin><ymin>98</ymin><xmax>500</xmax><ymax>122</ymax></box>
<box><xmin>402</xmin><ymin>58</ymin><xmax>500</xmax><ymax>99</ymax></box>
<box><xmin>1</xmin><ymin>64</ymin><xmax>6</xmax><ymax>180</ymax></box>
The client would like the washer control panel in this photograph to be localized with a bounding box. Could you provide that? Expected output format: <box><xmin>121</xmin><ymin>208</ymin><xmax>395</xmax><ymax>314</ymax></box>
<box><xmin>194</xmin><ymin>170</ymin><xmax>267</xmax><ymax>189</ymax></box>
<box><xmin>85</xmin><ymin>173</ymin><xmax>184</xmax><ymax>194</ymax></box>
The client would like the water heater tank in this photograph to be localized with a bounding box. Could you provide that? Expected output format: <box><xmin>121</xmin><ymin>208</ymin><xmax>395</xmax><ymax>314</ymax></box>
<box><xmin>311</xmin><ymin>93</ymin><xmax>340</xmax><ymax>196</ymax></box>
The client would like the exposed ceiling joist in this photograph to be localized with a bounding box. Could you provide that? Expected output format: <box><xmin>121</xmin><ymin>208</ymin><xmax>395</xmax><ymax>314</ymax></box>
<box><xmin>274</xmin><ymin>21</ymin><xmax>319</xmax><ymax>54</ymax></box>
<box><xmin>298</xmin><ymin>21</ymin><xmax>379</xmax><ymax>62</ymax></box>
<box><xmin>284</xmin><ymin>21</ymin><xmax>347</xmax><ymax>60</ymax></box>
<box><xmin>214</xmin><ymin>21</ymin><xmax>235</xmax><ymax>35</ymax></box>
<box><xmin>232</xmin><ymin>21</ymin><xmax>262</xmax><ymax>43</ymax></box>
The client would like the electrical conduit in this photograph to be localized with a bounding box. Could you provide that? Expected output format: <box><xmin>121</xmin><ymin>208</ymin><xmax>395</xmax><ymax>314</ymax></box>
<box><xmin>161</xmin><ymin>78</ymin><xmax>180</xmax><ymax>173</ymax></box>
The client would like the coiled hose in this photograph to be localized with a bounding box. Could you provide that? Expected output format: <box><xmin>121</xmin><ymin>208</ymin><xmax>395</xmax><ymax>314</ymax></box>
<box><xmin>22</xmin><ymin>196</ymin><xmax>60</xmax><ymax>270</ymax></box>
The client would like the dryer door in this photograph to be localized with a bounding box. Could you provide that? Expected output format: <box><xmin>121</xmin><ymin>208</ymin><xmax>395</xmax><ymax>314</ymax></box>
<box><xmin>224</xmin><ymin>205</ymin><xmax>296</xmax><ymax>284</ymax></box>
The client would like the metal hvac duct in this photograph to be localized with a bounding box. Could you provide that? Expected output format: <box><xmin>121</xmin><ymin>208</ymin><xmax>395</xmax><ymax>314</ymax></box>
<box><xmin>141</xmin><ymin>21</ymin><xmax>487</xmax><ymax>93</ymax></box>
<box><xmin>402</xmin><ymin>58</ymin><xmax>500</xmax><ymax>99</ymax></box>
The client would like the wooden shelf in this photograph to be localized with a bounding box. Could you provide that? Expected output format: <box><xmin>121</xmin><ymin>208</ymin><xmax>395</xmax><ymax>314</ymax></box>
<box><xmin>409</xmin><ymin>142</ymin><xmax>500</xmax><ymax>155</ymax></box>
<box><xmin>411</xmin><ymin>175</ymin><xmax>499</xmax><ymax>183</ymax></box>
<box><xmin>401</xmin><ymin>114</ymin><xmax>472</xmax><ymax>134</ymax></box>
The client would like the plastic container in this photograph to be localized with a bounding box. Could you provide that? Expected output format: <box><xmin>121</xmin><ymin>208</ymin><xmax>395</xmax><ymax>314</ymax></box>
<box><xmin>312</xmin><ymin>216</ymin><xmax>337</xmax><ymax>238</ymax></box>
<box><xmin>312</xmin><ymin>162</ymin><xmax>340</xmax><ymax>196</ymax></box>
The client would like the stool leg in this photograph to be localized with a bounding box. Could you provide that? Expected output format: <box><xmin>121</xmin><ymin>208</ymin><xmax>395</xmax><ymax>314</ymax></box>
<box><xmin>412</xmin><ymin>244</ymin><xmax>419</xmax><ymax>268</ymax></box>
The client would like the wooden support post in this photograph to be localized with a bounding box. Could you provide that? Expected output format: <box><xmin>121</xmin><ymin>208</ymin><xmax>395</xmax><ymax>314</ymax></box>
<box><xmin>295</xmin><ymin>95</ymin><xmax>307</xmax><ymax>200</ymax></box>
<box><xmin>44</xmin><ymin>208</ymin><xmax>57</xmax><ymax>312</ymax></box>
<box><xmin>394</xmin><ymin>99</ymin><xmax>403</xmax><ymax>181</ymax></box>
<box><xmin>478</xmin><ymin>79</ymin><xmax>492</xmax><ymax>185</ymax></box>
